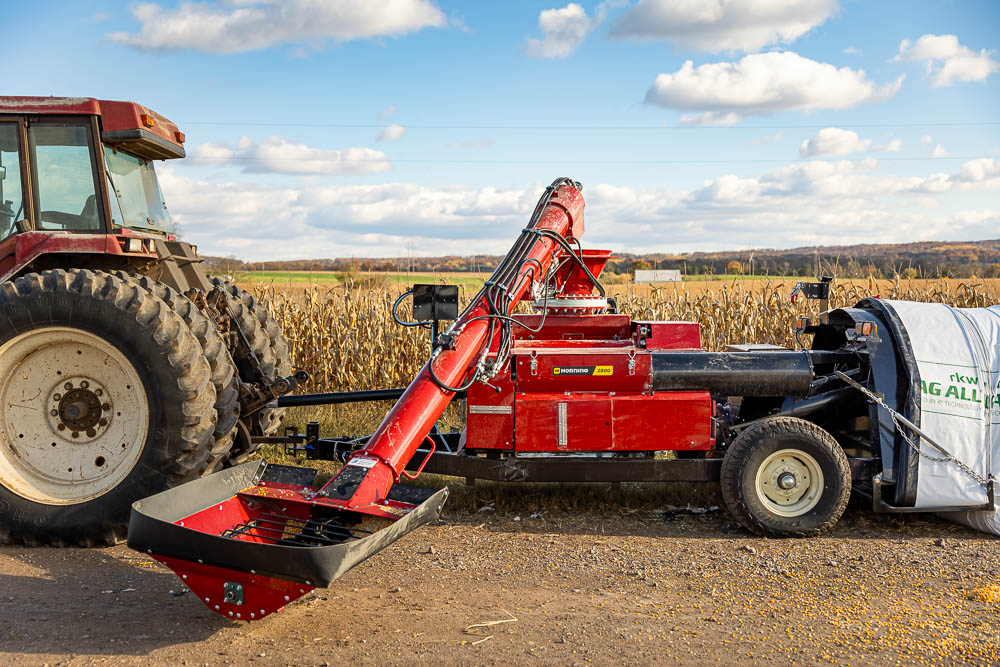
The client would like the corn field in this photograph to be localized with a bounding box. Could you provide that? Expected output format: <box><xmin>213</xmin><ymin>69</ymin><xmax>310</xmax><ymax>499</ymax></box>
<box><xmin>250</xmin><ymin>277</ymin><xmax>1000</xmax><ymax>394</ymax></box>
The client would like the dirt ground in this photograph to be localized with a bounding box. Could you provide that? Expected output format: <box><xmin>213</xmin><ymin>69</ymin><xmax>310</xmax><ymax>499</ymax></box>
<box><xmin>1</xmin><ymin>498</ymin><xmax>998</xmax><ymax>666</ymax></box>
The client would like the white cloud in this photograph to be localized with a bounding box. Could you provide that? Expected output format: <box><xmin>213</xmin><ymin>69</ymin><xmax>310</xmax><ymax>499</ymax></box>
<box><xmin>378</xmin><ymin>106</ymin><xmax>397</xmax><ymax>122</ymax></box>
<box><xmin>192</xmin><ymin>136</ymin><xmax>391</xmax><ymax>175</ymax></box>
<box><xmin>873</xmin><ymin>138</ymin><xmax>902</xmax><ymax>153</ymax></box>
<box><xmin>920</xmin><ymin>135</ymin><xmax>933</xmax><ymax>145</ymax></box>
<box><xmin>894</xmin><ymin>34</ymin><xmax>999</xmax><ymax>87</ymax></box>
<box><xmin>957</xmin><ymin>158</ymin><xmax>1000</xmax><ymax>184</ymax></box>
<box><xmin>842</xmin><ymin>46</ymin><xmax>861</xmax><ymax>55</ymax></box>
<box><xmin>799</xmin><ymin>128</ymin><xmax>871</xmax><ymax>157</ymax></box>
<box><xmin>161</xmin><ymin>170</ymin><xmax>545</xmax><ymax>258</ymax></box>
<box><xmin>610</xmin><ymin>0</ymin><xmax>838</xmax><ymax>53</ymax></box>
<box><xmin>678</xmin><ymin>111</ymin><xmax>742</xmax><ymax>126</ymax></box>
<box><xmin>646</xmin><ymin>51</ymin><xmax>903</xmax><ymax>123</ymax></box>
<box><xmin>798</xmin><ymin>128</ymin><xmax>903</xmax><ymax>157</ymax></box>
<box><xmin>377</xmin><ymin>124</ymin><xmax>406</xmax><ymax>142</ymax></box>
<box><xmin>108</xmin><ymin>0</ymin><xmax>447</xmax><ymax>53</ymax></box>
<box><xmin>163</xmin><ymin>157</ymin><xmax>1000</xmax><ymax>259</ymax></box>
<box><xmin>932</xmin><ymin>144</ymin><xmax>949</xmax><ymax>158</ymax></box>
<box><xmin>524</xmin><ymin>3</ymin><xmax>600</xmax><ymax>59</ymax></box>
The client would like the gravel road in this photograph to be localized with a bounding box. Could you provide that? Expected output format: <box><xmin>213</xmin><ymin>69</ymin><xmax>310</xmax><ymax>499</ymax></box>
<box><xmin>1</xmin><ymin>500</ymin><xmax>998</xmax><ymax>665</ymax></box>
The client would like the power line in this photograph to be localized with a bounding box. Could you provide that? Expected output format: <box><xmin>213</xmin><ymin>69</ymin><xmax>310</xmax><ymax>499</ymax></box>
<box><xmin>179</xmin><ymin>120</ymin><xmax>1000</xmax><ymax>130</ymax></box>
<box><xmin>192</xmin><ymin>154</ymin><xmax>997</xmax><ymax>165</ymax></box>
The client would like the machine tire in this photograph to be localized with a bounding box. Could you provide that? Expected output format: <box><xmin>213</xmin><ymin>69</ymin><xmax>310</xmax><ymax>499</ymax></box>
<box><xmin>114</xmin><ymin>272</ymin><xmax>241</xmax><ymax>474</ymax></box>
<box><xmin>0</xmin><ymin>269</ymin><xmax>217</xmax><ymax>546</ymax></box>
<box><xmin>720</xmin><ymin>416</ymin><xmax>850</xmax><ymax>538</ymax></box>
<box><xmin>212</xmin><ymin>278</ymin><xmax>292</xmax><ymax>440</ymax></box>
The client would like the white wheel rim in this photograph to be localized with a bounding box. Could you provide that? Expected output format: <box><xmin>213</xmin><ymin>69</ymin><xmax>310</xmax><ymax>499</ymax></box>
<box><xmin>0</xmin><ymin>327</ymin><xmax>150</xmax><ymax>505</ymax></box>
<box><xmin>754</xmin><ymin>448</ymin><xmax>824</xmax><ymax>517</ymax></box>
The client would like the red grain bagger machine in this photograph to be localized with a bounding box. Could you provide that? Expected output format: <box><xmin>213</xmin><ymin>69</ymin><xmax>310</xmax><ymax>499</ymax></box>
<box><xmin>127</xmin><ymin>178</ymin><xmax>590</xmax><ymax>619</ymax></box>
<box><xmin>130</xmin><ymin>177</ymin><xmax>994</xmax><ymax>620</ymax></box>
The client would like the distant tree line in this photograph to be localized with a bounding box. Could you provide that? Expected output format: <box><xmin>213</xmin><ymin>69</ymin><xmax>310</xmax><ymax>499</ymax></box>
<box><xmin>202</xmin><ymin>239</ymin><xmax>1000</xmax><ymax>280</ymax></box>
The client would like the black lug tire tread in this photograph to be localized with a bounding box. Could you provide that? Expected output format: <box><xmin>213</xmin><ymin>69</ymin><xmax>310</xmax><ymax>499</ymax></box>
<box><xmin>212</xmin><ymin>278</ymin><xmax>292</xmax><ymax>439</ymax></box>
<box><xmin>113</xmin><ymin>272</ymin><xmax>240</xmax><ymax>474</ymax></box>
<box><xmin>720</xmin><ymin>416</ymin><xmax>851</xmax><ymax>538</ymax></box>
<box><xmin>0</xmin><ymin>269</ymin><xmax>216</xmax><ymax>546</ymax></box>
<box><xmin>211</xmin><ymin>277</ymin><xmax>277</xmax><ymax>381</ymax></box>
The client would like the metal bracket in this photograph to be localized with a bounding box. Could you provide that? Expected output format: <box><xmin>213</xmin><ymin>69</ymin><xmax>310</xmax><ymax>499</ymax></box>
<box><xmin>240</xmin><ymin>370</ymin><xmax>310</xmax><ymax>419</ymax></box>
<box><xmin>557</xmin><ymin>402</ymin><xmax>568</xmax><ymax>449</ymax></box>
<box><xmin>223</xmin><ymin>581</ymin><xmax>244</xmax><ymax>606</ymax></box>
<box><xmin>871</xmin><ymin>472</ymin><xmax>996</xmax><ymax>513</ymax></box>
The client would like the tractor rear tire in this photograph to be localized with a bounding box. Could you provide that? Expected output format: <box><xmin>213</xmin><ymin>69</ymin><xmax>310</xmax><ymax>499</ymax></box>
<box><xmin>0</xmin><ymin>269</ymin><xmax>217</xmax><ymax>546</ymax></box>
<box><xmin>212</xmin><ymin>278</ymin><xmax>292</xmax><ymax>442</ymax></box>
<box><xmin>720</xmin><ymin>416</ymin><xmax>850</xmax><ymax>538</ymax></box>
<box><xmin>115</xmin><ymin>273</ymin><xmax>241</xmax><ymax>474</ymax></box>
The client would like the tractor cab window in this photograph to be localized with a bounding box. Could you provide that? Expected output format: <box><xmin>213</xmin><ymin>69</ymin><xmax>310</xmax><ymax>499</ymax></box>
<box><xmin>0</xmin><ymin>123</ymin><xmax>25</xmax><ymax>242</ymax></box>
<box><xmin>103</xmin><ymin>147</ymin><xmax>174</xmax><ymax>234</ymax></box>
<box><xmin>28</xmin><ymin>123</ymin><xmax>102</xmax><ymax>232</ymax></box>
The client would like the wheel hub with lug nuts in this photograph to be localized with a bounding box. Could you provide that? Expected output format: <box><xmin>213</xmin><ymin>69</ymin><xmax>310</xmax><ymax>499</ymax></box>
<box><xmin>0</xmin><ymin>327</ymin><xmax>149</xmax><ymax>505</ymax></box>
<box><xmin>754</xmin><ymin>449</ymin><xmax>825</xmax><ymax>518</ymax></box>
<box><xmin>53</xmin><ymin>380</ymin><xmax>110</xmax><ymax>438</ymax></box>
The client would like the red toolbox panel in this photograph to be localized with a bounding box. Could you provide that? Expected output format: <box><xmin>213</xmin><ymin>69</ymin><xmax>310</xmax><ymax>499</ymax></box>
<box><xmin>514</xmin><ymin>391</ymin><xmax>713</xmax><ymax>452</ymax></box>
<box><xmin>465</xmin><ymin>359</ymin><xmax>514</xmax><ymax>450</ymax></box>
<box><xmin>513</xmin><ymin>348</ymin><xmax>651</xmax><ymax>393</ymax></box>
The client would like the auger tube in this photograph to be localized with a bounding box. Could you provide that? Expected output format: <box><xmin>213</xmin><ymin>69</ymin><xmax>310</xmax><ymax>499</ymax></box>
<box><xmin>315</xmin><ymin>180</ymin><xmax>586</xmax><ymax>508</ymax></box>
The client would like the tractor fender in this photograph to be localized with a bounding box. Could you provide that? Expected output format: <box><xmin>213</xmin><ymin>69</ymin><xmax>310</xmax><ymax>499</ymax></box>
<box><xmin>0</xmin><ymin>232</ymin><xmax>155</xmax><ymax>283</ymax></box>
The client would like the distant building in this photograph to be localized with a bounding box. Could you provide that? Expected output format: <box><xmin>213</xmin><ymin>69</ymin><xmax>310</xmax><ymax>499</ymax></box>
<box><xmin>634</xmin><ymin>269</ymin><xmax>681</xmax><ymax>283</ymax></box>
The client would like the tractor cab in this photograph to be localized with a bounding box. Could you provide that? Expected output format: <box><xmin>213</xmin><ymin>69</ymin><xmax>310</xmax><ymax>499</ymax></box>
<box><xmin>0</xmin><ymin>97</ymin><xmax>186</xmax><ymax>279</ymax></box>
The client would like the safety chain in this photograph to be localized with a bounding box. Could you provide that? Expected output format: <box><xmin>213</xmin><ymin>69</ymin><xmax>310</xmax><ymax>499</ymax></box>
<box><xmin>888</xmin><ymin>405</ymin><xmax>990</xmax><ymax>488</ymax></box>
<box><xmin>837</xmin><ymin>371</ymin><xmax>990</xmax><ymax>489</ymax></box>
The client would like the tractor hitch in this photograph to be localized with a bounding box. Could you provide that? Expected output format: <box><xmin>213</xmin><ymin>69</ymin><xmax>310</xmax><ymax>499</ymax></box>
<box><xmin>240</xmin><ymin>369</ymin><xmax>310</xmax><ymax>418</ymax></box>
<box><xmin>127</xmin><ymin>461</ymin><xmax>447</xmax><ymax>620</ymax></box>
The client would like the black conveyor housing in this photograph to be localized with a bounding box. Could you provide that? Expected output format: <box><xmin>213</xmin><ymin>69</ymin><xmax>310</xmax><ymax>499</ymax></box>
<box><xmin>651</xmin><ymin>351</ymin><xmax>814</xmax><ymax>396</ymax></box>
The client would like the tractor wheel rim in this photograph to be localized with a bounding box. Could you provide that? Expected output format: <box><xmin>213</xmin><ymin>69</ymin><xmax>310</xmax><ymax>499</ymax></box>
<box><xmin>0</xmin><ymin>327</ymin><xmax>150</xmax><ymax>505</ymax></box>
<box><xmin>754</xmin><ymin>448</ymin><xmax>824</xmax><ymax>517</ymax></box>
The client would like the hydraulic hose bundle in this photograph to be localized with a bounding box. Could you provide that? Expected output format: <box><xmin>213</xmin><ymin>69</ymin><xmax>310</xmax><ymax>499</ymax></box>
<box><xmin>127</xmin><ymin>178</ymin><xmax>589</xmax><ymax>622</ymax></box>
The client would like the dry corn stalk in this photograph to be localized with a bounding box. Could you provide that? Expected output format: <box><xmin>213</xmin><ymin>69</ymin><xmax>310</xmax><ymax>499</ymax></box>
<box><xmin>249</xmin><ymin>278</ymin><xmax>1000</xmax><ymax>393</ymax></box>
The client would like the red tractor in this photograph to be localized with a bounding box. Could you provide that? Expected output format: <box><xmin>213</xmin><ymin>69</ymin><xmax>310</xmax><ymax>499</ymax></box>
<box><xmin>0</xmin><ymin>97</ymin><xmax>302</xmax><ymax>546</ymax></box>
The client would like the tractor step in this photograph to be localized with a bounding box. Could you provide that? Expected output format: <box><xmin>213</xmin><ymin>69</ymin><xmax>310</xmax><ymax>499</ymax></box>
<box><xmin>127</xmin><ymin>461</ymin><xmax>447</xmax><ymax>620</ymax></box>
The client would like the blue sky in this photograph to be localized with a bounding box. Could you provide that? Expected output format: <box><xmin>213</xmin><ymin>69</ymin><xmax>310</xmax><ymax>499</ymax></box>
<box><xmin>7</xmin><ymin>0</ymin><xmax>999</xmax><ymax>260</ymax></box>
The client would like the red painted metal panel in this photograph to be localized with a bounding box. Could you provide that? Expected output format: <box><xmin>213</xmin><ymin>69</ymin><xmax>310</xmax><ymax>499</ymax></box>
<box><xmin>465</xmin><ymin>358</ymin><xmax>514</xmax><ymax>450</ymax></box>
<box><xmin>514</xmin><ymin>349</ymin><xmax>651</xmax><ymax>393</ymax></box>
<box><xmin>0</xmin><ymin>235</ymin><xmax>15</xmax><ymax>278</ymax></box>
<box><xmin>610</xmin><ymin>393</ymin><xmax>713</xmax><ymax>451</ymax></box>
<box><xmin>515</xmin><ymin>393</ymin><xmax>613</xmax><ymax>452</ymax></box>
<box><xmin>1</xmin><ymin>232</ymin><xmax>157</xmax><ymax>283</ymax></box>
<box><xmin>0</xmin><ymin>96</ymin><xmax>101</xmax><ymax>116</ymax></box>
<box><xmin>515</xmin><ymin>339</ymin><xmax>634</xmax><ymax>350</ymax></box>
<box><xmin>98</xmin><ymin>99</ymin><xmax>184</xmax><ymax>149</ymax></box>
<box><xmin>633</xmin><ymin>321</ymin><xmax>701</xmax><ymax>350</ymax></box>
<box><xmin>515</xmin><ymin>391</ymin><xmax>713</xmax><ymax>453</ymax></box>
<box><xmin>513</xmin><ymin>313</ymin><xmax>633</xmax><ymax>341</ymax></box>
<box><xmin>0</xmin><ymin>97</ymin><xmax>184</xmax><ymax>154</ymax></box>
<box><xmin>557</xmin><ymin>248</ymin><xmax>613</xmax><ymax>295</ymax></box>
<box><xmin>156</xmin><ymin>556</ymin><xmax>314</xmax><ymax>621</ymax></box>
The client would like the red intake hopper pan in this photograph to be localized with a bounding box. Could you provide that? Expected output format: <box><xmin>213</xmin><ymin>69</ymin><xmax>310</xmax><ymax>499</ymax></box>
<box><xmin>127</xmin><ymin>461</ymin><xmax>448</xmax><ymax>620</ymax></box>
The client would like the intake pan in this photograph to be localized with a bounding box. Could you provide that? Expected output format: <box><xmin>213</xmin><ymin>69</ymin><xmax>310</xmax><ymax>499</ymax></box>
<box><xmin>651</xmin><ymin>351</ymin><xmax>814</xmax><ymax>396</ymax></box>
